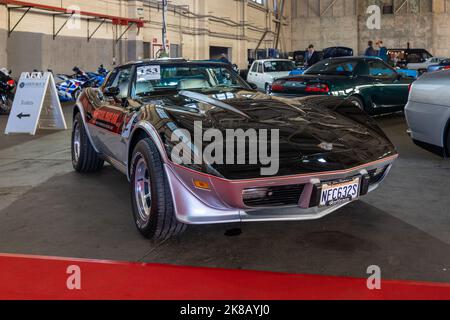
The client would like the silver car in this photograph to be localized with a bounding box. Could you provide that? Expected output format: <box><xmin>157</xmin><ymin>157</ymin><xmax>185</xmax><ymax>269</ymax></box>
<box><xmin>405</xmin><ymin>70</ymin><xmax>450</xmax><ymax>156</ymax></box>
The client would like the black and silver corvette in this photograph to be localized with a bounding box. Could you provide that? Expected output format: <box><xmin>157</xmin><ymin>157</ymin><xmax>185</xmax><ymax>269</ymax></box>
<box><xmin>72</xmin><ymin>58</ymin><xmax>398</xmax><ymax>240</ymax></box>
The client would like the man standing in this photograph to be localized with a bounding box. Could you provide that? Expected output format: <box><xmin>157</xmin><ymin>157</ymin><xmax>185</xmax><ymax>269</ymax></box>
<box><xmin>376</xmin><ymin>40</ymin><xmax>388</xmax><ymax>62</ymax></box>
<box><xmin>364</xmin><ymin>41</ymin><xmax>377</xmax><ymax>57</ymax></box>
<box><xmin>219</xmin><ymin>53</ymin><xmax>231</xmax><ymax>65</ymax></box>
<box><xmin>304</xmin><ymin>45</ymin><xmax>320</xmax><ymax>67</ymax></box>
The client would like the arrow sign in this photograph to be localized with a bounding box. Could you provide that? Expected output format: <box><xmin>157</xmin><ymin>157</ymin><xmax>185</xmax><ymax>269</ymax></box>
<box><xmin>17</xmin><ymin>113</ymin><xmax>31</xmax><ymax>119</ymax></box>
<box><xmin>5</xmin><ymin>72</ymin><xmax>67</xmax><ymax>135</ymax></box>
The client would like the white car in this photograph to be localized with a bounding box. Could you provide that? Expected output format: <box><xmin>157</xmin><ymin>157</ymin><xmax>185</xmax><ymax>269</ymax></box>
<box><xmin>407</xmin><ymin>57</ymin><xmax>447</xmax><ymax>72</ymax></box>
<box><xmin>247</xmin><ymin>59</ymin><xmax>295</xmax><ymax>93</ymax></box>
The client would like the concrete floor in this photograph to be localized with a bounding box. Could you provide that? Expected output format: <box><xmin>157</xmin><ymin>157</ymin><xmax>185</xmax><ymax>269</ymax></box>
<box><xmin>0</xmin><ymin>105</ymin><xmax>449</xmax><ymax>283</ymax></box>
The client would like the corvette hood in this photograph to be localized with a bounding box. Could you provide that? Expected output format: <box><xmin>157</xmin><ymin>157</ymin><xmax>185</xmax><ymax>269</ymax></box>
<box><xmin>147</xmin><ymin>90</ymin><xmax>396</xmax><ymax>179</ymax></box>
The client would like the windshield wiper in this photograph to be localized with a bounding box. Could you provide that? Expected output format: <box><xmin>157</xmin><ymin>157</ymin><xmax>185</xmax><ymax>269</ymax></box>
<box><xmin>136</xmin><ymin>92</ymin><xmax>155</xmax><ymax>97</ymax></box>
<box><xmin>208</xmin><ymin>84</ymin><xmax>248</xmax><ymax>90</ymax></box>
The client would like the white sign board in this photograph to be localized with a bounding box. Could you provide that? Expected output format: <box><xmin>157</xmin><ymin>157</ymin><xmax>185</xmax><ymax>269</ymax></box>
<box><xmin>137</xmin><ymin>65</ymin><xmax>161</xmax><ymax>81</ymax></box>
<box><xmin>5</xmin><ymin>72</ymin><xmax>67</xmax><ymax>135</ymax></box>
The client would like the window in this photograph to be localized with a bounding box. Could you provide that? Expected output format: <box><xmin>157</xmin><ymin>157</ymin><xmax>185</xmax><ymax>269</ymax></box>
<box><xmin>104</xmin><ymin>69</ymin><xmax>119</xmax><ymax>88</ymax></box>
<box><xmin>368</xmin><ymin>60</ymin><xmax>396</xmax><ymax>78</ymax></box>
<box><xmin>263</xmin><ymin>60</ymin><xmax>296</xmax><ymax>73</ymax></box>
<box><xmin>383</xmin><ymin>5</ymin><xmax>393</xmax><ymax>14</ymax></box>
<box><xmin>305</xmin><ymin>59</ymin><xmax>358</xmax><ymax>76</ymax></box>
<box><xmin>143</xmin><ymin>42</ymin><xmax>151</xmax><ymax>59</ymax></box>
<box><xmin>108</xmin><ymin>66</ymin><xmax>133</xmax><ymax>99</ymax></box>
<box><xmin>250</xmin><ymin>0</ymin><xmax>264</xmax><ymax>5</ymax></box>
<box><xmin>257</xmin><ymin>63</ymin><xmax>263</xmax><ymax>73</ymax></box>
<box><xmin>382</xmin><ymin>0</ymin><xmax>394</xmax><ymax>14</ymax></box>
<box><xmin>170</xmin><ymin>44</ymin><xmax>182</xmax><ymax>58</ymax></box>
<box><xmin>130</xmin><ymin>63</ymin><xmax>248</xmax><ymax>98</ymax></box>
<box><xmin>251</xmin><ymin>62</ymin><xmax>258</xmax><ymax>72</ymax></box>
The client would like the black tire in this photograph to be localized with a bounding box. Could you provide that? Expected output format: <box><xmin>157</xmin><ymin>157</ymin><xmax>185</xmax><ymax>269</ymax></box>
<box><xmin>130</xmin><ymin>138</ymin><xmax>186</xmax><ymax>240</ymax></box>
<box><xmin>446</xmin><ymin>126</ymin><xmax>450</xmax><ymax>157</ymax></box>
<box><xmin>348</xmin><ymin>95</ymin><xmax>367</xmax><ymax>112</ymax></box>
<box><xmin>0</xmin><ymin>95</ymin><xmax>12</xmax><ymax>114</ymax></box>
<box><xmin>265</xmin><ymin>83</ymin><xmax>271</xmax><ymax>94</ymax></box>
<box><xmin>71</xmin><ymin>112</ymin><xmax>104</xmax><ymax>173</ymax></box>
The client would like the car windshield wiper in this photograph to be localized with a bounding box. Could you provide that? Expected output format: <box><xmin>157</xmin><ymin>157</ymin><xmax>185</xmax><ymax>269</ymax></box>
<box><xmin>136</xmin><ymin>89</ymin><xmax>179</xmax><ymax>98</ymax></box>
<box><xmin>207</xmin><ymin>84</ymin><xmax>249</xmax><ymax>90</ymax></box>
<box><xmin>136</xmin><ymin>91</ymin><xmax>155</xmax><ymax>97</ymax></box>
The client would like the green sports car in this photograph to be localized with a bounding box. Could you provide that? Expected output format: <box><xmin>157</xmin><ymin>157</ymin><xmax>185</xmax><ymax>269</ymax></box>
<box><xmin>271</xmin><ymin>57</ymin><xmax>414</xmax><ymax>115</ymax></box>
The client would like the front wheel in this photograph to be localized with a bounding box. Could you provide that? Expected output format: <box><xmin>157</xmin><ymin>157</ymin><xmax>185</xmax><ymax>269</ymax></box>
<box><xmin>446</xmin><ymin>127</ymin><xmax>450</xmax><ymax>157</ymax></box>
<box><xmin>130</xmin><ymin>138</ymin><xmax>186</xmax><ymax>240</ymax></box>
<box><xmin>0</xmin><ymin>94</ymin><xmax>13</xmax><ymax>114</ymax></box>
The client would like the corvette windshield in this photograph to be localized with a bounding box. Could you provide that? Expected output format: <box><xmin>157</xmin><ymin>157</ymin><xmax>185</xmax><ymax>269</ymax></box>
<box><xmin>131</xmin><ymin>64</ymin><xmax>249</xmax><ymax>97</ymax></box>
<box><xmin>304</xmin><ymin>60</ymin><xmax>358</xmax><ymax>75</ymax></box>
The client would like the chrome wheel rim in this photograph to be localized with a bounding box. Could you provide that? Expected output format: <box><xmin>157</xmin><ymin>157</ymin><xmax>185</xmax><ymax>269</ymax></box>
<box><xmin>134</xmin><ymin>156</ymin><xmax>151</xmax><ymax>221</ymax></box>
<box><xmin>73</xmin><ymin>122</ymin><xmax>81</xmax><ymax>163</ymax></box>
<box><xmin>350</xmin><ymin>99</ymin><xmax>362</xmax><ymax>110</ymax></box>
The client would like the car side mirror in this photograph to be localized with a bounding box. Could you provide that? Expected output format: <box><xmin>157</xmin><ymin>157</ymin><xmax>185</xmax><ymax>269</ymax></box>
<box><xmin>121</xmin><ymin>97</ymin><xmax>129</xmax><ymax>108</ymax></box>
<box><xmin>104</xmin><ymin>86</ymin><xmax>120</xmax><ymax>97</ymax></box>
<box><xmin>248</xmin><ymin>83</ymin><xmax>258</xmax><ymax>90</ymax></box>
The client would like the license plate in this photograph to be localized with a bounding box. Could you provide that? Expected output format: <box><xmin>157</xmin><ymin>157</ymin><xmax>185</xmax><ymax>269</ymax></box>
<box><xmin>320</xmin><ymin>177</ymin><xmax>360</xmax><ymax>207</ymax></box>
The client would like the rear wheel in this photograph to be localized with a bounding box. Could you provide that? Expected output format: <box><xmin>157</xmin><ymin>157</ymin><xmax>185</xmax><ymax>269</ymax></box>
<box><xmin>265</xmin><ymin>83</ymin><xmax>271</xmax><ymax>94</ymax></box>
<box><xmin>130</xmin><ymin>138</ymin><xmax>186</xmax><ymax>240</ymax></box>
<box><xmin>72</xmin><ymin>112</ymin><xmax>104</xmax><ymax>173</ymax></box>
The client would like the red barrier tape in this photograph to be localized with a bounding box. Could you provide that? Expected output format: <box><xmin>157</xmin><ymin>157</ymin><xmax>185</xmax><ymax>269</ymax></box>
<box><xmin>0</xmin><ymin>253</ymin><xmax>449</xmax><ymax>300</ymax></box>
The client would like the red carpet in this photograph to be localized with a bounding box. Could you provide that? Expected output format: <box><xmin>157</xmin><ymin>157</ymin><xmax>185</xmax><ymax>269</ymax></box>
<box><xmin>0</xmin><ymin>253</ymin><xmax>449</xmax><ymax>300</ymax></box>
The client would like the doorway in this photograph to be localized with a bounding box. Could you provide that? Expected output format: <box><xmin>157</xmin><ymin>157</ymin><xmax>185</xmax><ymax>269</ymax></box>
<box><xmin>210</xmin><ymin>46</ymin><xmax>232</xmax><ymax>62</ymax></box>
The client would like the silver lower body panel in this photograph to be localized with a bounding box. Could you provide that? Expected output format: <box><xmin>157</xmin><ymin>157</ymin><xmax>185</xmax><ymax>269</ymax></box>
<box><xmin>163</xmin><ymin>156</ymin><xmax>396</xmax><ymax>225</ymax></box>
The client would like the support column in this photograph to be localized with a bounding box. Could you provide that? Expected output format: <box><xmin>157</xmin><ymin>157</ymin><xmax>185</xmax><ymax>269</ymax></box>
<box><xmin>236</xmin><ymin>0</ymin><xmax>247</xmax><ymax>68</ymax></box>
<box><xmin>0</xmin><ymin>4</ymin><xmax>7</xmax><ymax>68</ymax></box>
<box><xmin>432</xmin><ymin>0</ymin><xmax>446</xmax><ymax>13</ymax></box>
<box><xmin>127</xmin><ymin>0</ymin><xmax>144</xmax><ymax>62</ymax></box>
<box><xmin>193</xmin><ymin>0</ymin><xmax>209</xmax><ymax>60</ymax></box>
<box><xmin>432</xmin><ymin>0</ymin><xmax>450</xmax><ymax>56</ymax></box>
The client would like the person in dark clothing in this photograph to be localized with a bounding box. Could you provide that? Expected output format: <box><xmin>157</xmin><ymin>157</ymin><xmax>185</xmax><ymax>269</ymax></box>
<box><xmin>364</xmin><ymin>41</ymin><xmax>377</xmax><ymax>57</ymax></box>
<box><xmin>304</xmin><ymin>44</ymin><xmax>320</xmax><ymax>67</ymax></box>
<box><xmin>219</xmin><ymin>53</ymin><xmax>231</xmax><ymax>65</ymax></box>
<box><xmin>376</xmin><ymin>40</ymin><xmax>388</xmax><ymax>62</ymax></box>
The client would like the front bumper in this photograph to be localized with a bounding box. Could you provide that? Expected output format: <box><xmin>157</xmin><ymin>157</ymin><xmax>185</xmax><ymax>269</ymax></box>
<box><xmin>164</xmin><ymin>155</ymin><xmax>398</xmax><ymax>225</ymax></box>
